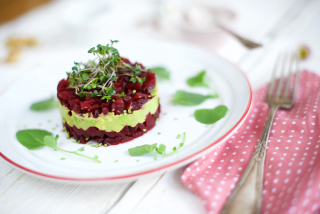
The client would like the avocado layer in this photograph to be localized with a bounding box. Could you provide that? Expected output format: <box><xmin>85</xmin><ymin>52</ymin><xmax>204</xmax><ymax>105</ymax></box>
<box><xmin>58</xmin><ymin>93</ymin><xmax>159</xmax><ymax>133</ymax></box>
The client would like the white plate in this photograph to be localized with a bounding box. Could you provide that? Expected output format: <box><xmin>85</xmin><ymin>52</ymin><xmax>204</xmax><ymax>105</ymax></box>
<box><xmin>0</xmin><ymin>41</ymin><xmax>252</xmax><ymax>183</ymax></box>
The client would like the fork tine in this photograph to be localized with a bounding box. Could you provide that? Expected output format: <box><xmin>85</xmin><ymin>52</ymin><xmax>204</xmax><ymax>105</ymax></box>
<box><xmin>284</xmin><ymin>54</ymin><xmax>293</xmax><ymax>99</ymax></box>
<box><xmin>276</xmin><ymin>53</ymin><xmax>287</xmax><ymax>99</ymax></box>
<box><xmin>291</xmin><ymin>52</ymin><xmax>300</xmax><ymax>102</ymax></box>
<box><xmin>268</xmin><ymin>55</ymin><xmax>281</xmax><ymax>98</ymax></box>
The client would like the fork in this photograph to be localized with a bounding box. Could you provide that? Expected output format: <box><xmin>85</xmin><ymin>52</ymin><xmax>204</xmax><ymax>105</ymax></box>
<box><xmin>221</xmin><ymin>53</ymin><xmax>299</xmax><ymax>214</ymax></box>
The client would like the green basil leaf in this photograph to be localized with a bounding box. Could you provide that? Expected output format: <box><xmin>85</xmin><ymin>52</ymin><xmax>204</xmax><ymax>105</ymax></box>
<box><xmin>128</xmin><ymin>132</ymin><xmax>186</xmax><ymax>157</ymax></box>
<box><xmin>187</xmin><ymin>70</ymin><xmax>208</xmax><ymax>88</ymax></box>
<box><xmin>16</xmin><ymin>129</ymin><xmax>101</xmax><ymax>163</ymax></box>
<box><xmin>172</xmin><ymin>90</ymin><xmax>216</xmax><ymax>106</ymax></box>
<box><xmin>16</xmin><ymin>129</ymin><xmax>52</xmax><ymax>150</ymax></box>
<box><xmin>30</xmin><ymin>96</ymin><xmax>57</xmax><ymax>111</ymax></box>
<box><xmin>150</xmin><ymin>67</ymin><xmax>170</xmax><ymax>80</ymax></box>
<box><xmin>194</xmin><ymin>105</ymin><xmax>228</xmax><ymax>124</ymax></box>
<box><xmin>43</xmin><ymin>135</ymin><xmax>58</xmax><ymax>149</ymax></box>
<box><xmin>128</xmin><ymin>143</ymin><xmax>157</xmax><ymax>156</ymax></box>
<box><xmin>158</xmin><ymin>144</ymin><xmax>166</xmax><ymax>154</ymax></box>
<box><xmin>77</xmin><ymin>147</ymin><xmax>85</xmax><ymax>151</ymax></box>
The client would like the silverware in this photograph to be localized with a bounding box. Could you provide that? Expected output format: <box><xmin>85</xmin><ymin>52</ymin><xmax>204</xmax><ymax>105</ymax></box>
<box><xmin>218</xmin><ymin>25</ymin><xmax>262</xmax><ymax>49</ymax></box>
<box><xmin>221</xmin><ymin>52</ymin><xmax>299</xmax><ymax>214</ymax></box>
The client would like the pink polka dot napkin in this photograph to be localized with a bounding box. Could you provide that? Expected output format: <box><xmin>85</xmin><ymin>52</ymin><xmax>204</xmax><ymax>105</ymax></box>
<box><xmin>182</xmin><ymin>70</ymin><xmax>320</xmax><ymax>214</ymax></box>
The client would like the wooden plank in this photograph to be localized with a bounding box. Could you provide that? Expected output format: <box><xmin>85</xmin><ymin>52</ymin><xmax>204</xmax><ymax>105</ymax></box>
<box><xmin>0</xmin><ymin>158</ymin><xmax>15</xmax><ymax>181</ymax></box>
<box><xmin>107</xmin><ymin>173</ymin><xmax>163</xmax><ymax>214</ymax></box>
<box><xmin>130</xmin><ymin>168</ymin><xmax>207</xmax><ymax>214</ymax></box>
<box><xmin>0</xmin><ymin>168</ymin><xmax>134</xmax><ymax>214</ymax></box>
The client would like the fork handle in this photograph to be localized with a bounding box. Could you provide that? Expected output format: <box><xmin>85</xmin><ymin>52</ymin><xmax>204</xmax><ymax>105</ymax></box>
<box><xmin>221</xmin><ymin>105</ymin><xmax>278</xmax><ymax>214</ymax></box>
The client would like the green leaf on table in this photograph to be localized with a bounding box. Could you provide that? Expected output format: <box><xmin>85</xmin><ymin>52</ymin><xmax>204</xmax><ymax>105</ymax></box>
<box><xmin>150</xmin><ymin>67</ymin><xmax>170</xmax><ymax>80</ymax></box>
<box><xmin>16</xmin><ymin>129</ymin><xmax>52</xmax><ymax>150</ymax></box>
<box><xmin>128</xmin><ymin>143</ymin><xmax>157</xmax><ymax>156</ymax></box>
<box><xmin>194</xmin><ymin>105</ymin><xmax>228</xmax><ymax>124</ymax></box>
<box><xmin>172</xmin><ymin>90</ymin><xmax>217</xmax><ymax>106</ymax></box>
<box><xmin>30</xmin><ymin>96</ymin><xmax>57</xmax><ymax>111</ymax></box>
<box><xmin>187</xmin><ymin>70</ymin><xmax>208</xmax><ymax>88</ymax></box>
<box><xmin>128</xmin><ymin>132</ymin><xmax>186</xmax><ymax>157</ymax></box>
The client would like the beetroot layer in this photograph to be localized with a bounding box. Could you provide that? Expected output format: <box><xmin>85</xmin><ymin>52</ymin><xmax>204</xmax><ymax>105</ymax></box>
<box><xmin>64</xmin><ymin>105</ymin><xmax>160</xmax><ymax>145</ymax></box>
<box><xmin>57</xmin><ymin>58</ymin><xmax>156</xmax><ymax>117</ymax></box>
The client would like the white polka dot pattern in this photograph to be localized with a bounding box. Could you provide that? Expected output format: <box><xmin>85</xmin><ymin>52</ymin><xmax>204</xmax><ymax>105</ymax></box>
<box><xmin>181</xmin><ymin>71</ymin><xmax>320</xmax><ymax>214</ymax></box>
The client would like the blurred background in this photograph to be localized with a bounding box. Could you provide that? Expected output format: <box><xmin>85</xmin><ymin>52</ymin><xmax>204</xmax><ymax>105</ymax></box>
<box><xmin>0</xmin><ymin>0</ymin><xmax>309</xmax><ymax>54</ymax></box>
<box><xmin>0</xmin><ymin>0</ymin><xmax>318</xmax><ymax>88</ymax></box>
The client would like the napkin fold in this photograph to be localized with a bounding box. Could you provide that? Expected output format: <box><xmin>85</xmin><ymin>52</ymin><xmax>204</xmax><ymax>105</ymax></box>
<box><xmin>182</xmin><ymin>70</ymin><xmax>320</xmax><ymax>214</ymax></box>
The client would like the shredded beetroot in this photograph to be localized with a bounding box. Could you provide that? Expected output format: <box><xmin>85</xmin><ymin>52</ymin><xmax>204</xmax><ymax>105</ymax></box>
<box><xmin>57</xmin><ymin>58</ymin><xmax>156</xmax><ymax>117</ymax></box>
<box><xmin>64</xmin><ymin>105</ymin><xmax>160</xmax><ymax>145</ymax></box>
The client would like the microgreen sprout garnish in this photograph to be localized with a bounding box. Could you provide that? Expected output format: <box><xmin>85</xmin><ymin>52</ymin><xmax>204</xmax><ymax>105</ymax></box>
<box><xmin>61</xmin><ymin>157</ymin><xmax>65</xmax><ymax>160</ymax></box>
<box><xmin>114</xmin><ymin>160</ymin><xmax>119</xmax><ymax>162</ymax></box>
<box><xmin>176</xmin><ymin>134</ymin><xmax>181</xmax><ymax>139</ymax></box>
<box><xmin>158</xmin><ymin>132</ymin><xmax>161</xmax><ymax>135</ymax></box>
<box><xmin>143</xmin><ymin>129</ymin><xmax>146</xmax><ymax>132</ymax></box>
<box><xmin>66</xmin><ymin>40</ymin><xmax>149</xmax><ymax>100</ymax></box>
<box><xmin>128</xmin><ymin>132</ymin><xmax>186</xmax><ymax>157</ymax></box>
<box><xmin>30</xmin><ymin>96</ymin><xmax>58</xmax><ymax>111</ymax></box>
<box><xmin>16</xmin><ymin>129</ymin><xmax>101</xmax><ymax>163</ymax></box>
<box><xmin>150</xmin><ymin>67</ymin><xmax>170</xmax><ymax>80</ymax></box>
<box><xmin>172</xmin><ymin>90</ymin><xmax>217</xmax><ymax>106</ymax></box>
<box><xmin>194</xmin><ymin>105</ymin><xmax>228</xmax><ymax>124</ymax></box>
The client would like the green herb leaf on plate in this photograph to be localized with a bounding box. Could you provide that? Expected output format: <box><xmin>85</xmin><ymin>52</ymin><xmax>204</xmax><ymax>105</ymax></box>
<box><xmin>155</xmin><ymin>144</ymin><xmax>166</xmax><ymax>154</ymax></box>
<box><xmin>43</xmin><ymin>135</ymin><xmax>58</xmax><ymax>149</ymax></box>
<box><xmin>187</xmin><ymin>70</ymin><xmax>208</xmax><ymax>88</ymax></box>
<box><xmin>150</xmin><ymin>67</ymin><xmax>170</xmax><ymax>80</ymax></box>
<box><xmin>172</xmin><ymin>90</ymin><xmax>217</xmax><ymax>106</ymax></box>
<box><xmin>30</xmin><ymin>96</ymin><xmax>57</xmax><ymax>111</ymax></box>
<box><xmin>194</xmin><ymin>105</ymin><xmax>228</xmax><ymax>124</ymax></box>
<box><xmin>77</xmin><ymin>147</ymin><xmax>85</xmax><ymax>152</ymax></box>
<box><xmin>16</xmin><ymin>129</ymin><xmax>52</xmax><ymax>149</ymax></box>
<box><xmin>16</xmin><ymin>129</ymin><xmax>101</xmax><ymax>163</ymax></box>
<box><xmin>128</xmin><ymin>143</ymin><xmax>157</xmax><ymax>156</ymax></box>
<box><xmin>128</xmin><ymin>132</ymin><xmax>186</xmax><ymax>157</ymax></box>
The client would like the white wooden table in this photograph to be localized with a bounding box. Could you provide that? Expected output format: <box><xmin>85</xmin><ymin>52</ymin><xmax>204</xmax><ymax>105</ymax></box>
<box><xmin>1</xmin><ymin>0</ymin><xmax>320</xmax><ymax>213</ymax></box>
